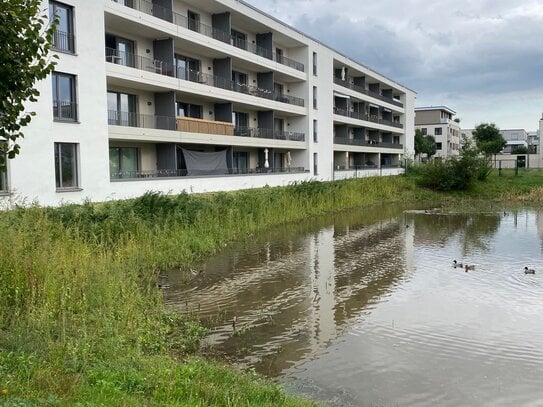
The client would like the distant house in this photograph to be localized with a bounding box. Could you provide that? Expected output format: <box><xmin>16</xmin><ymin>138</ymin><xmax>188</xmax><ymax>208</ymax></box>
<box><xmin>499</xmin><ymin>129</ymin><xmax>528</xmax><ymax>154</ymax></box>
<box><xmin>415</xmin><ymin>106</ymin><xmax>461</xmax><ymax>158</ymax></box>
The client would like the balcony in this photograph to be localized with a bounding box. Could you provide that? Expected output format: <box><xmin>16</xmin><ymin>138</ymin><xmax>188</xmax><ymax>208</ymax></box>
<box><xmin>334</xmin><ymin>137</ymin><xmax>403</xmax><ymax>149</ymax></box>
<box><xmin>333</xmin><ymin>77</ymin><xmax>403</xmax><ymax>108</ymax></box>
<box><xmin>108</xmin><ymin>111</ymin><xmax>305</xmax><ymax>142</ymax></box>
<box><xmin>111</xmin><ymin>166</ymin><xmax>307</xmax><ymax>180</ymax></box>
<box><xmin>52</xmin><ymin>30</ymin><xmax>75</xmax><ymax>53</ymax></box>
<box><xmin>109</xmin><ymin>0</ymin><xmax>305</xmax><ymax>72</ymax></box>
<box><xmin>333</xmin><ymin>108</ymin><xmax>403</xmax><ymax>129</ymax></box>
<box><xmin>105</xmin><ymin>48</ymin><xmax>304</xmax><ymax>107</ymax></box>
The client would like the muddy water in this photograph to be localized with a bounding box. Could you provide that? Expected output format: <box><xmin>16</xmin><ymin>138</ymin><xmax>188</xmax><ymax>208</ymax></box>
<box><xmin>164</xmin><ymin>206</ymin><xmax>543</xmax><ymax>406</ymax></box>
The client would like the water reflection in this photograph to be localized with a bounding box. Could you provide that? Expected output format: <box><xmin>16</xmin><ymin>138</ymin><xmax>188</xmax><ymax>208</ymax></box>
<box><xmin>165</xmin><ymin>206</ymin><xmax>543</xmax><ymax>406</ymax></box>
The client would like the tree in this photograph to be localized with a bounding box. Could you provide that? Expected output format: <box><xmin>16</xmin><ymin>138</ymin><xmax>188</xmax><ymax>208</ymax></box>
<box><xmin>414</xmin><ymin>129</ymin><xmax>437</xmax><ymax>160</ymax></box>
<box><xmin>0</xmin><ymin>0</ymin><xmax>57</xmax><ymax>168</ymax></box>
<box><xmin>511</xmin><ymin>145</ymin><xmax>528</xmax><ymax>155</ymax></box>
<box><xmin>472</xmin><ymin>123</ymin><xmax>506</xmax><ymax>162</ymax></box>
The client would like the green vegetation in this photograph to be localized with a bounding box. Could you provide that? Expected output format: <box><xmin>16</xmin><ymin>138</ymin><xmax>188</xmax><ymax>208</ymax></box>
<box><xmin>414</xmin><ymin>129</ymin><xmax>437</xmax><ymax>160</ymax></box>
<box><xmin>1</xmin><ymin>172</ymin><xmax>542</xmax><ymax>405</ymax></box>
<box><xmin>472</xmin><ymin>123</ymin><xmax>507</xmax><ymax>160</ymax></box>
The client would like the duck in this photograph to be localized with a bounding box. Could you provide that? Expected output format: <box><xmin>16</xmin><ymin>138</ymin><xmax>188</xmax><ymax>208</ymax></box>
<box><xmin>453</xmin><ymin>260</ymin><xmax>463</xmax><ymax>268</ymax></box>
<box><xmin>524</xmin><ymin>267</ymin><xmax>536</xmax><ymax>274</ymax></box>
<box><xmin>464</xmin><ymin>264</ymin><xmax>475</xmax><ymax>272</ymax></box>
<box><xmin>157</xmin><ymin>283</ymin><xmax>172</xmax><ymax>289</ymax></box>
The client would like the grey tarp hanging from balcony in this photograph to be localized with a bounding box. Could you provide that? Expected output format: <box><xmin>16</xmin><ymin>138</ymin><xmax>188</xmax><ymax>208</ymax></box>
<box><xmin>181</xmin><ymin>148</ymin><xmax>229</xmax><ymax>176</ymax></box>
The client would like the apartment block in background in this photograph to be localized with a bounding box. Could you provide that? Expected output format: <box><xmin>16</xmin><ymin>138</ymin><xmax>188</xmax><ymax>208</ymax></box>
<box><xmin>415</xmin><ymin>106</ymin><xmax>460</xmax><ymax>158</ymax></box>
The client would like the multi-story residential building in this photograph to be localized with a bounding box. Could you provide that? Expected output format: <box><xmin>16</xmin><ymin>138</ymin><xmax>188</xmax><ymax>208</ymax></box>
<box><xmin>527</xmin><ymin>131</ymin><xmax>539</xmax><ymax>154</ymax></box>
<box><xmin>2</xmin><ymin>0</ymin><xmax>415</xmax><ymax>206</ymax></box>
<box><xmin>415</xmin><ymin>106</ymin><xmax>460</xmax><ymax>158</ymax></box>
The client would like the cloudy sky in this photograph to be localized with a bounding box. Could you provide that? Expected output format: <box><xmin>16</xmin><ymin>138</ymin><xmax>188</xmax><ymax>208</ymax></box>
<box><xmin>245</xmin><ymin>0</ymin><xmax>543</xmax><ymax>130</ymax></box>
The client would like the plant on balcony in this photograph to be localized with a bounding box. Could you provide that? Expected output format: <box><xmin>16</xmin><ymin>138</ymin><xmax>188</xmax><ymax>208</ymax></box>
<box><xmin>0</xmin><ymin>0</ymin><xmax>57</xmax><ymax>169</ymax></box>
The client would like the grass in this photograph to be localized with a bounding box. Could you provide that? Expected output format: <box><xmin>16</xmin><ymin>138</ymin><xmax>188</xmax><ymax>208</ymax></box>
<box><xmin>0</xmin><ymin>171</ymin><xmax>542</xmax><ymax>406</ymax></box>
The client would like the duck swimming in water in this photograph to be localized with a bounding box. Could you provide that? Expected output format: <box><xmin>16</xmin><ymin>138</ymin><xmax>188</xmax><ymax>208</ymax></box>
<box><xmin>453</xmin><ymin>260</ymin><xmax>463</xmax><ymax>268</ymax></box>
<box><xmin>464</xmin><ymin>264</ymin><xmax>475</xmax><ymax>272</ymax></box>
<box><xmin>524</xmin><ymin>267</ymin><xmax>536</xmax><ymax>274</ymax></box>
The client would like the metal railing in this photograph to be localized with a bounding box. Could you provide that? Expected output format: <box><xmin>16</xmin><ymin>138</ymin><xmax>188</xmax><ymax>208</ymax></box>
<box><xmin>108</xmin><ymin>110</ymin><xmax>177</xmax><ymax>130</ymax></box>
<box><xmin>234</xmin><ymin>126</ymin><xmax>305</xmax><ymax>141</ymax></box>
<box><xmin>108</xmin><ymin>111</ymin><xmax>306</xmax><ymax>141</ymax></box>
<box><xmin>52</xmin><ymin>30</ymin><xmax>75</xmax><ymax>53</ymax></box>
<box><xmin>334</xmin><ymin>137</ymin><xmax>403</xmax><ymax>149</ymax></box>
<box><xmin>111</xmin><ymin>166</ymin><xmax>306</xmax><ymax>179</ymax></box>
<box><xmin>334</xmin><ymin>164</ymin><xmax>401</xmax><ymax>171</ymax></box>
<box><xmin>53</xmin><ymin>101</ymin><xmax>77</xmax><ymax>121</ymax></box>
<box><xmin>105</xmin><ymin>47</ymin><xmax>304</xmax><ymax>107</ymax></box>
<box><xmin>109</xmin><ymin>0</ymin><xmax>305</xmax><ymax>72</ymax></box>
<box><xmin>333</xmin><ymin>107</ymin><xmax>403</xmax><ymax>128</ymax></box>
<box><xmin>333</xmin><ymin>77</ymin><xmax>403</xmax><ymax>108</ymax></box>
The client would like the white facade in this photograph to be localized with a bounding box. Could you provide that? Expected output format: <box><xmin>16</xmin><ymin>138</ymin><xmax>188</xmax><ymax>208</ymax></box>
<box><xmin>2</xmin><ymin>0</ymin><xmax>416</xmax><ymax>206</ymax></box>
<box><xmin>415</xmin><ymin>106</ymin><xmax>460</xmax><ymax>158</ymax></box>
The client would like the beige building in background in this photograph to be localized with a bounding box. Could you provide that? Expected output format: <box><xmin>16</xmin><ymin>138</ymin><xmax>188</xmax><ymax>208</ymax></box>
<box><xmin>415</xmin><ymin>106</ymin><xmax>461</xmax><ymax>158</ymax></box>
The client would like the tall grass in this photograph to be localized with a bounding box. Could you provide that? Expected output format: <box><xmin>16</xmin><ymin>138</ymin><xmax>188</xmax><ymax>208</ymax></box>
<box><xmin>1</xmin><ymin>174</ymin><xmax>515</xmax><ymax>405</ymax></box>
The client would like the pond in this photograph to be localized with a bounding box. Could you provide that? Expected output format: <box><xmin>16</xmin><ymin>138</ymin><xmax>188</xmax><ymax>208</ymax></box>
<box><xmin>164</xmin><ymin>205</ymin><xmax>543</xmax><ymax>406</ymax></box>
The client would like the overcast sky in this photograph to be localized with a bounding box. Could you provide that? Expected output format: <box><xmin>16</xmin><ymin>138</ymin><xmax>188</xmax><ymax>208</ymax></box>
<box><xmin>245</xmin><ymin>0</ymin><xmax>543</xmax><ymax>131</ymax></box>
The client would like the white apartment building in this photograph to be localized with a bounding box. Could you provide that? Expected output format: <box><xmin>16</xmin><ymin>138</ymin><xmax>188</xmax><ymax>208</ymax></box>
<box><xmin>1</xmin><ymin>0</ymin><xmax>416</xmax><ymax>206</ymax></box>
<box><xmin>415</xmin><ymin>106</ymin><xmax>460</xmax><ymax>158</ymax></box>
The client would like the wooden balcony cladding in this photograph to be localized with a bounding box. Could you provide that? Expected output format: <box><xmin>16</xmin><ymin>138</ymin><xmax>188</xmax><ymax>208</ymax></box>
<box><xmin>176</xmin><ymin>117</ymin><xmax>234</xmax><ymax>135</ymax></box>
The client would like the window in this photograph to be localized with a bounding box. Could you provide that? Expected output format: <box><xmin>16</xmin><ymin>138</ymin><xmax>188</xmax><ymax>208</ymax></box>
<box><xmin>105</xmin><ymin>34</ymin><xmax>135</xmax><ymax>67</ymax></box>
<box><xmin>232</xmin><ymin>112</ymin><xmax>248</xmax><ymax>128</ymax></box>
<box><xmin>176</xmin><ymin>102</ymin><xmax>202</xmax><ymax>119</ymax></box>
<box><xmin>52</xmin><ymin>72</ymin><xmax>77</xmax><ymax>121</ymax></box>
<box><xmin>107</xmin><ymin>91</ymin><xmax>137</xmax><ymax>126</ymax></box>
<box><xmin>233</xmin><ymin>152</ymin><xmax>248</xmax><ymax>174</ymax></box>
<box><xmin>313</xmin><ymin>153</ymin><xmax>318</xmax><ymax>175</ymax></box>
<box><xmin>175</xmin><ymin>54</ymin><xmax>200</xmax><ymax>81</ymax></box>
<box><xmin>231</xmin><ymin>29</ymin><xmax>247</xmax><ymax>50</ymax></box>
<box><xmin>0</xmin><ymin>160</ymin><xmax>7</xmax><ymax>193</ymax></box>
<box><xmin>312</xmin><ymin>52</ymin><xmax>317</xmax><ymax>76</ymax></box>
<box><xmin>435</xmin><ymin>127</ymin><xmax>442</xmax><ymax>135</ymax></box>
<box><xmin>49</xmin><ymin>1</ymin><xmax>74</xmax><ymax>53</ymax></box>
<box><xmin>436</xmin><ymin>142</ymin><xmax>442</xmax><ymax>150</ymax></box>
<box><xmin>187</xmin><ymin>11</ymin><xmax>200</xmax><ymax>32</ymax></box>
<box><xmin>313</xmin><ymin>120</ymin><xmax>318</xmax><ymax>142</ymax></box>
<box><xmin>276</xmin><ymin>48</ymin><xmax>283</xmax><ymax>64</ymax></box>
<box><xmin>274</xmin><ymin>118</ymin><xmax>284</xmax><ymax>137</ymax></box>
<box><xmin>54</xmin><ymin>143</ymin><xmax>79</xmax><ymax>189</ymax></box>
<box><xmin>109</xmin><ymin>147</ymin><xmax>139</xmax><ymax>178</ymax></box>
<box><xmin>313</xmin><ymin>86</ymin><xmax>317</xmax><ymax>109</ymax></box>
<box><xmin>421</xmin><ymin>127</ymin><xmax>427</xmax><ymax>135</ymax></box>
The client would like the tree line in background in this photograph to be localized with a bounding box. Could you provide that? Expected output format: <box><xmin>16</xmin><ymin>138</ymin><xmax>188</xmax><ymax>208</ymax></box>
<box><xmin>412</xmin><ymin>123</ymin><xmax>507</xmax><ymax>191</ymax></box>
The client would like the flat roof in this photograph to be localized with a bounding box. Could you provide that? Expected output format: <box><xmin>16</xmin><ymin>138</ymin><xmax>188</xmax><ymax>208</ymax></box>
<box><xmin>415</xmin><ymin>106</ymin><xmax>456</xmax><ymax>115</ymax></box>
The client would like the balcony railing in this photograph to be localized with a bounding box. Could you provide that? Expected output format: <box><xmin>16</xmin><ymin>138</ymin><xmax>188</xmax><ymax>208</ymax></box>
<box><xmin>334</xmin><ymin>137</ymin><xmax>403</xmax><ymax>149</ymax></box>
<box><xmin>334</xmin><ymin>164</ymin><xmax>401</xmax><ymax>171</ymax></box>
<box><xmin>334</xmin><ymin>107</ymin><xmax>403</xmax><ymax>128</ymax></box>
<box><xmin>53</xmin><ymin>101</ymin><xmax>77</xmax><ymax>121</ymax></box>
<box><xmin>105</xmin><ymin>48</ymin><xmax>304</xmax><ymax>107</ymax></box>
<box><xmin>108</xmin><ymin>111</ymin><xmax>305</xmax><ymax>142</ymax></box>
<box><xmin>333</xmin><ymin>77</ymin><xmax>403</xmax><ymax>108</ymax></box>
<box><xmin>109</xmin><ymin>0</ymin><xmax>305</xmax><ymax>72</ymax></box>
<box><xmin>111</xmin><ymin>166</ymin><xmax>307</xmax><ymax>180</ymax></box>
<box><xmin>234</xmin><ymin>126</ymin><xmax>305</xmax><ymax>141</ymax></box>
<box><xmin>52</xmin><ymin>30</ymin><xmax>75</xmax><ymax>53</ymax></box>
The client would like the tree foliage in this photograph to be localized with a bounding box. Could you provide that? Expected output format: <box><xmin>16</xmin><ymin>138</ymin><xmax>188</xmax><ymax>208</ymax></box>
<box><xmin>472</xmin><ymin>123</ymin><xmax>506</xmax><ymax>157</ymax></box>
<box><xmin>0</xmin><ymin>0</ymin><xmax>57</xmax><ymax>167</ymax></box>
<box><xmin>414</xmin><ymin>129</ymin><xmax>437</xmax><ymax>159</ymax></box>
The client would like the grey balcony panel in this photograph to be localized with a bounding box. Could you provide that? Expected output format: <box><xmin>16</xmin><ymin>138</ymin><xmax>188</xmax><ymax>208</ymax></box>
<box><xmin>333</xmin><ymin>76</ymin><xmax>404</xmax><ymax>108</ymax></box>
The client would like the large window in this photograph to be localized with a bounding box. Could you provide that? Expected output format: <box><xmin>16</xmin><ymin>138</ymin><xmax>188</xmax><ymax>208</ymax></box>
<box><xmin>231</xmin><ymin>29</ymin><xmax>247</xmax><ymax>50</ymax></box>
<box><xmin>233</xmin><ymin>152</ymin><xmax>248</xmax><ymax>173</ymax></box>
<box><xmin>436</xmin><ymin>142</ymin><xmax>443</xmax><ymax>150</ymax></box>
<box><xmin>105</xmin><ymin>34</ymin><xmax>135</xmax><ymax>67</ymax></box>
<box><xmin>313</xmin><ymin>120</ymin><xmax>318</xmax><ymax>142</ymax></box>
<box><xmin>108</xmin><ymin>91</ymin><xmax>137</xmax><ymax>126</ymax></box>
<box><xmin>187</xmin><ymin>10</ymin><xmax>200</xmax><ymax>32</ymax></box>
<box><xmin>175</xmin><ymin>54</ymin><xmax>200</xmax><ymax>81</ymax></box>
<box><xmin>109</xmin><ymin>147</ymin><xmax>139</xmax><ymax>178</ymax></box>
<box><xmin>312</xmin><ymin>52</ymin><xmax>317</xmax><ymax>76</ymax></box>
<box><xmin>313</xmin><ymin>86</ymin><xmax>317</xmax><ymax>109</ymax></box>
<box><xmin>54</xmin><ymin>143</ymin><xmax>79</xmax><ymax>189</ymax></box>
<box><xmin>176</xmin><ymin>102</ymin><xmax>202</xmax><ymax>119</ymax></box>
<box><xmin>52</xmin><ymin>72</ymin><xmax>77</xmax><ymax>121</ymax></box>
<box><xmin>435</xmin><ymin>127</ymin><xmax>443</xmax><ymax>135</ymax></box>
<box><xmin>49</xmin><ymin>1</ymin><xmax>74</xmax><ymax>53</ymax></box>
